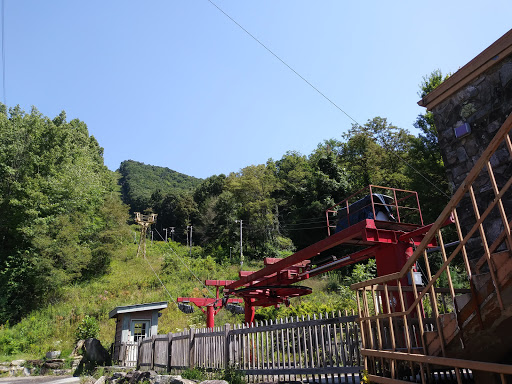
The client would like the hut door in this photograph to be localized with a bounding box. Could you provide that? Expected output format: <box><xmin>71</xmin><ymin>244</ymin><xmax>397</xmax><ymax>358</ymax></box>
<box><xmin>131</xmin><ymin>320</ymin><xmax>150</xmax><ymax>342</ymax></box>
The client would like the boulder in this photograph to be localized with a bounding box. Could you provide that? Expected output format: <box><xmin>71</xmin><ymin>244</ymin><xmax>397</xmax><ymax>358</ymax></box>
<box><xmin>83</xmin><ymin>338</ymin><xmax>112</xmax><ymax>366</ymax></box>
<box><xmin>117</xmin><ymin>370</ymin><xmax>152</xmax><ymax>384</ymax></box>
<box><xmin>44</xmin><ymin>359</ymin><xmax>65</xmax><ymax>369</ymax></box>
<box><xmin>74</xmin><ymin>338</ymin><xmax>111</xmax><ymax>376</ymax></box>
<box><xmin>71</xmin><ymin>339</ymin><xmax>85</xmax><ymax>357</ymax></box>
<box><xmin>46</xmin><ymin>350</ymin><xmax>61</xmax><ymax>359</ymax></box>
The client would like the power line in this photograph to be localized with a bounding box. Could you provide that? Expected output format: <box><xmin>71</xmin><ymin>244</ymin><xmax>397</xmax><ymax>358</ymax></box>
<box><xmin>142</xmin><ymin>254</ymin><xmax>178</xmax><ymax>306</ymax></box>
<box><xmin>1</xmin><ymin>0</ymin><xmax>5</xmax><ymax>105</ymax></box>
<box><xmin>282</xmin><ymin>225</ymin><xmax>327</xmax><ymax>231</ymax></box>
<box><xmin>206</xmin><ymin>0</ymin><xmax>450</xmax><ymax>200</ymax></box>
<box><xmin>205</xmin><ymin>0</ymin><xmax>359</xmax><ymax>125</ymax></box>
<box><xmin>154</xmin><ymin>228</ymin><xmax>215</xmax><ymax>297</ymax></box>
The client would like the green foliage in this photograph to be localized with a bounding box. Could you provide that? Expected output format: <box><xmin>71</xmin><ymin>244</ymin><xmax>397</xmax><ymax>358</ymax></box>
<box><xmin>418</xmin><ymin>69</ymin><xmax>449</xmax><ymax>98</ymax></box>
<box><xmin>340</xmin><ymin>117</ymin><xmax>413</xmax><ymax>191</ymax></box>
<box><xmin>75</xmin><ymin>315</ymin><xmax>100</xmax><ymax>342</ymax></box>
<box><xmin>361</xmin><ymin>369</ymin><xmax>371</xmax><ymax>383</ymax></box>
<box><xmin>219</xmin><ymin>365</ymin><xmax>246</xmax><ymax>384</ymax></box>
<box><xmin>118</xmin><ymin>160</ymin><xmax>201</xmax><ymax>213</ymax></box>
<box><xmin>0</xmin><ymin>104</ymin><xmax>130</xmax><ymax>324</ymax></box>
<box><xmin>410</xmin><ymin>70</ymin><xmax>451</xmax><ymax>223</ymax></box>
<box><xmin>181</xmin><ymin>366</ymin><xmax>208</xmax><ymax>381</ymax></box>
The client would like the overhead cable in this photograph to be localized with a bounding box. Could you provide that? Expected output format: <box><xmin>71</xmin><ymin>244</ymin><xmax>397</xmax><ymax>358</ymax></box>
<box><xmin>1</xmin><ymin>0</ymin><xmax>5</xmax><ymax>104</ymax></box>
<box><xmin>142</xmin><ymin>254</ymin><xmax>178</xmax><ymax>305</ymax></box>
<box><xmin>206</xmin><ymin>0</ymin><xmax>450</xmax><ymax>201</ymax></box>
<box><xmin>154</xmin><ymin>228</ymin><xmax>215</xmax><ymax>297</ymax></box>
<box><xmin>205</xmin><ymin>0</ymin><xmax>359</xmax><ymax>125</ymax></box>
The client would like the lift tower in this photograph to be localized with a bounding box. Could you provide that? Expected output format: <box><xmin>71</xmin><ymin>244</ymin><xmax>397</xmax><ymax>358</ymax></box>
<box><xmin>134</xmin><ymin>212</ymin><xmax>157</xmax><ymax>258</ymax></box>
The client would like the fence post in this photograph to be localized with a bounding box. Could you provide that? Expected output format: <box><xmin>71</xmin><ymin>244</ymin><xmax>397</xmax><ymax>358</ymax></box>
<box><xmin>151</xmin><ymin>335</ymin><xmax>156</xmax><ymax>370</ymax></box>
<box><xmin>224</xmin><ymin>323</ymin><xmax>231</xmax><ymax>370</ymax></box>
<box><xmin>136</xmin><ymin>340</ymin><xmax>141</xmax><ymax>370</ymax></box>
<box><xmin>167</xmin><ymin>332</ymin><xmax>173</xmax><ymax>372</ymax></box>
<box><xmin>189</xmin><ymin>328</ymin><xmax>196</xmax><ymax>369</ymax></box>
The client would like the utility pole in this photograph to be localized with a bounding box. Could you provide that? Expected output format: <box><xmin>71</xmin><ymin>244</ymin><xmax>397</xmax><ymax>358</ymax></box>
<box><xmin>170</xmin><ymin>227</ymin><xmax>175</xmax><ymax>242</ymax></box>
<box><xmin>187</xmin><ymin>225</ymin><xmax>193</xmax><ymax>256</ymax></box>
<box><xmin>235</xmin><ymin>219</ymin><xmax>243</xmax><ymax>266</ymax></box>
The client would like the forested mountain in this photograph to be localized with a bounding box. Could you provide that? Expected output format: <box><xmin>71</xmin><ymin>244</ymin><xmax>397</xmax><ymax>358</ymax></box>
<box><xmin>145</xmin><ymin>113</ymin><xmax>450</xmax><ymax>260</ymax></box>
<box><xmin>118</xmin><ymin>160</ymin><xmax>202</xmax><ymax>213</ymax></box>
<box><xmin>0</xmin><ymin>105</ymin><xmax>130</xmax><ymax>324</ymax></box>
<box><xmin>142</xmin><ymin>72</ymin><xmax>450</xmax><ymax>260</ymax></box>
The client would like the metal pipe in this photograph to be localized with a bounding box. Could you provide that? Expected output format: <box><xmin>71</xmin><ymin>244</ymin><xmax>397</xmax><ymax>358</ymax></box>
<box><xmin>426</xmin><ymin>241</ymin><xmax>460</xmax><ymax>254</ymax></box>
<box><xmin>298</xmin><ymin>256</ymin><xmax>351</xmax><ymax>278</ymax></box>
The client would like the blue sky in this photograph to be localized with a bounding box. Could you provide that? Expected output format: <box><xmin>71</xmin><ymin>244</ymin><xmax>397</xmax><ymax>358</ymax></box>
<box><xmin>3</xmin><ymin>1</ymin><xmax>512</xmax><ymax>179</ymax></box>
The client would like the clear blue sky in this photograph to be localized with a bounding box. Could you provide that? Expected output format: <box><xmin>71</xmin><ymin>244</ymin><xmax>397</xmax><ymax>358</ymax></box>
<box><xmin>3</xmin><ymin>1</ymin><xmax>512</xmax><ymax>179</ymax></box>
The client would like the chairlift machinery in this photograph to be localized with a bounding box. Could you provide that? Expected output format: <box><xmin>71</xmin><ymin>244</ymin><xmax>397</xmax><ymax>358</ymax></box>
<box><xmin>177</xmin><ymin>280</ymin><xmax>243</xmax><ymax>328</ymax></box>
<box><xmin>181</xmin><ymin>185</ymin><xmax>454</xmax><ymax>326</ymax></box>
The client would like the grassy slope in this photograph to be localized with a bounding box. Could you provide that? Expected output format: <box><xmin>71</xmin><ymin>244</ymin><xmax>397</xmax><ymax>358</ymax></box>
<box><xmin>0</xmin><ymin>240</ymin><xmax>356</xmax><ymax>362</ymax></box>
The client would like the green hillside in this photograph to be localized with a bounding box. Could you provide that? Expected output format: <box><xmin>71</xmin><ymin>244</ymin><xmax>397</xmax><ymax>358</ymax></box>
<box><xmin>118</xmin><ymin>160</ymin><xmax>202</xmax><ymax>213</ymax></box>
<box><xmin>0</xmin><ymin>239</ymin><xmax>367</xmax><ymax>360</ymax></box>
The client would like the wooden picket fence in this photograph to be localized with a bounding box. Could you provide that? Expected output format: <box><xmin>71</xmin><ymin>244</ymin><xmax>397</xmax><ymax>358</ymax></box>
<box><xmin>136</xmin><ymin>311</ymin><xmax>363</xmax><ymax>383</ymax></box>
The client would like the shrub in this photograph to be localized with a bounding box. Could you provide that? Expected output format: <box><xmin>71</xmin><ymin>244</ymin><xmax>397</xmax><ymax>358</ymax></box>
<box><xmin>220</xmin><ymin>365</ymin><xmax>246</xmax><ymax>384</ymax></box>
<box><xmin>181</xmin><ymin>367</ymin><xmax>207</xmax><ymax>381</ymax></box>
<box><xmin>75</xmin><ymin>315</ymin><xmax>99</xmax><ymax>342</ymax></box>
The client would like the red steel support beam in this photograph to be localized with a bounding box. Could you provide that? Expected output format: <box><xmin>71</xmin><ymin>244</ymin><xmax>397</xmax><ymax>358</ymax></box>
<box><xmin>226</xmin><ymin>220</ymin><xmax>375</xmax><ymax>292</ymax></box>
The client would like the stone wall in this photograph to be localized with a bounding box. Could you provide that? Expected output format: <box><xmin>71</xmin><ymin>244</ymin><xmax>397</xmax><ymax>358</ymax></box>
<box><xmin>431</xmin><ymin>55</ymin><xmax>512</xmax><ymax>262</ymax></box>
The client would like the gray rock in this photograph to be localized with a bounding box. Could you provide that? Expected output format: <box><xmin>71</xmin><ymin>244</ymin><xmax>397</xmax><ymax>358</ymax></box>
<box><xmin>53</xmin><ymin>369</ymin><xmax>73</xmax><ymax>375</ymax></box>
<box><xmin>456</xmin><ymin>146</ymin><xmax>468</xmax><ymax>163</ymax></box>
<box><xmin>172</xmin><ymin>378</ymin><xmax>197</xmax><ymax>384</ymax></box>
<box><xmin>154</xmin><ymin>375</ymin><xmax>180</xmax><ymax>384</ymax></box>
<box><xmin>199</xmin><ymin>381</ymin><xmax>228</xmax><ymax>384</ymax></box>
<box><xmin>46</xmin><ymin>350</ymin><xmax>61</xmax><ymax>359</ymax></box>
<box><xmin>11</xmin><ymin>359</ymin><xmax>26</xmax><ymax>366</ymax></box>
<box><xmin>164</xmin><ymin>376</ymin><xmax>197</xmax><ymax>384</ymax></box>
<box><xmin>83</xmin><ymin>338</ymin><xmax>112</xmax><ymax>366</ymax></box>
<box><xmin>44</xmin><ymin>359</ymin><xmax>65</xmax><ymax>369</ymax></box>
<box><xmin>500</xmin><ymin>61</ymin><xmax>512</xmax><ymax>87</ymax></box>
<box><xmin>94</xmin><ymin>376</ymin><xmax>106</xmax><ymax>384</ymax></box>
<box><xmin>111</xmin><ymin>371</ymin><xmax>128</xmax><ymax>379</ymax></box>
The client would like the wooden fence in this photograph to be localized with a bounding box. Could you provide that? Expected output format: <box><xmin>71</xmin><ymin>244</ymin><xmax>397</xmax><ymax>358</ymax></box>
<box><xmin>136</xmin><ymin>311</ymin><xmax>363</xmax><ymax>383</ymax></box>
<box><xmin>113</xmin><ymin>341</ymin><xmax>138</xmax><ymax>367</ymax></box>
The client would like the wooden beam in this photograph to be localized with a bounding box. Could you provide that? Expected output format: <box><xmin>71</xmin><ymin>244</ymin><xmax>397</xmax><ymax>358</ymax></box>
<box><xmin>418</xmin><ymin>29</ymin><xmax>512</xmax><ymax>111</ymax></box>
<box><xmin>362</xmin><ymin>349</ymin><xmax>512</xmax><ymax>375</ymax></box>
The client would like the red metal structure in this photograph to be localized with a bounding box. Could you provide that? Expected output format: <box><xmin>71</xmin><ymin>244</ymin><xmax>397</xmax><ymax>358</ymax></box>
<box><xmin>180</xmin><ymin>186</ymin><xmax>454</xmax><ymax>326</ymax></box>
<box><xmin>177</xmin><ymin>280</ymin><xmax>243</xmax><ymax>328</ymax></box>
<box><xmin>223</xmin><ymin>186</ymin><xmax>453</xmax><ymax>324</ymax></box>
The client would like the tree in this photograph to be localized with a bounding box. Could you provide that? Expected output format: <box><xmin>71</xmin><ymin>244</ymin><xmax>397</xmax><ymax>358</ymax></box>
<box><xmin>340</xmin><ymin>117</ymin><xmax>414</xmax><ymax>191</ymax></box>
<box><xmin>0</xmin><ymin>105</ymin><xmax>129</xmax><ymax>323</ymax></box>
<box><xmin>409</xmin><ymin>70</ymin><xmax>451</xmax><ymax>222</ymax></box>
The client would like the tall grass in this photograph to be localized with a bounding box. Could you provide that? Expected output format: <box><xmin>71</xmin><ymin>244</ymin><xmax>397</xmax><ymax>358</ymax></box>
<box><xmin>0</xmin><ymin>240</ymin><xmax>363</xmax><ymax>360</ymax></box>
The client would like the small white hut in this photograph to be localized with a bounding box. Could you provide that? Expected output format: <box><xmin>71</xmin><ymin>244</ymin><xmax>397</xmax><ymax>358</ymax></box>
<box><xmin>109</xmin><ymin>301</ymin><xmax>168</xmax><ymax>365</ymax></box>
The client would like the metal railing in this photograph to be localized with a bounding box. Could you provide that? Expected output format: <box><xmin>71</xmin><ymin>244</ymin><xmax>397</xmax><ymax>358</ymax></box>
<box><xmin>326</xmin><ymin>185</ymin><xmax>424</xmax><ymax>236</ymax></box>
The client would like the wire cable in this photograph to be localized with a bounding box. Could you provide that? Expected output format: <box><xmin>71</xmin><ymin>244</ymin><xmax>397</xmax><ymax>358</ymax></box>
<box><xmin>142</xmin><ymin>254</ymin><xmax>178</xmax><ymax>306</ymax></box>
<box><xmin>205</xmin><ymin>0</ymin><xmax>359</xmax><ymax>125</ymax></box>
<box><xmin>379</xmin><ymin>141</ymin><xmax>451</xmax><ymax>199</ymax></box>
<box><xmin>154</xmin><ymin>228</ymin><xmax>215</xmax><ymax>297</ymax></box>
<box><xmin>1</xmin><ymin>0</ymin><xmax>5</xmax><ymax>104</ymax></box>
<box><xmin>206</xmin><ymin>0</ymin><xmax>450</xmax><ymax>201</ymax></box>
